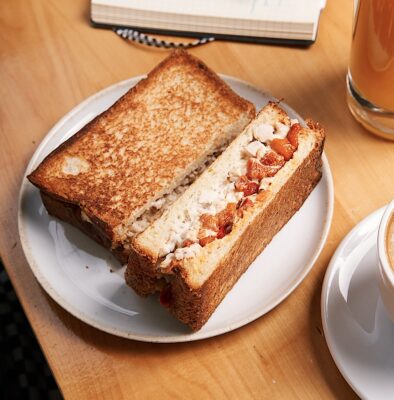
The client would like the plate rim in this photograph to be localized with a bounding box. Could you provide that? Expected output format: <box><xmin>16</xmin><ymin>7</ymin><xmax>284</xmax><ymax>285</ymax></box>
<box><xmin>18</xmin><ymin>75</ymin><xmax>334</xmax><ymax>343</ymax></box>
<box><xmin>321</xmin><ymin>206</ymin><xmax>386</xmax><ymax>399</ymax></box>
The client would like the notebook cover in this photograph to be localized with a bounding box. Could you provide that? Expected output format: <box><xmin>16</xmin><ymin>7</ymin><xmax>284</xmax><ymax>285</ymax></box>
<box><xmin>91</xmin><ymin>19</ymin><xmax>316</xmax><ymax>47</ymax></box>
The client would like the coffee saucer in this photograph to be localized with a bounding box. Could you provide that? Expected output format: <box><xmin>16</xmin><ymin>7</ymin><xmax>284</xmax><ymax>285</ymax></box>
<box><xmin>322</xmin><ymin>207</ymin><xmax>394</xmax><ymax>400</ymax></box>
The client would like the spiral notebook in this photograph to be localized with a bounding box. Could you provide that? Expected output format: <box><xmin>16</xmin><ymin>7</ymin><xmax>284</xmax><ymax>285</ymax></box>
<box><xmin>91</xmin><ymin>0</ymin><xmax>327</xmax><ymax>46</ymax></box>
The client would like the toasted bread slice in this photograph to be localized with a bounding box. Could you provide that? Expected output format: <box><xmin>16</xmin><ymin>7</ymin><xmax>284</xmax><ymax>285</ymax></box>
<box><xmin>127</xmin><ymin>102</ymin><xmax>325</xmax><ymax>330</ymax></box>
<box><xmin>28</xmin><ymin>50</ymin><xmax>255</xmax><ymax>263</ymax></box>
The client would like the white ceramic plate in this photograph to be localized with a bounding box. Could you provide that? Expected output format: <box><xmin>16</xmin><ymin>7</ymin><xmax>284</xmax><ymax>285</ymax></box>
<box><xmin>322</xmin><ymin>207</ymin><xmax>394</xmax><ymax>400</ymax></box>
<box><xmin>19</xmin><ymin>75</ymin><xmax>334</xmax><ymax>342</ymax></box>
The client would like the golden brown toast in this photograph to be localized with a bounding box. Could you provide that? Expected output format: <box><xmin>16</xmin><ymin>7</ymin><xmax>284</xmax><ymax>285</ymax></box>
<box><xmin>127</xmin><ymin>103</ymin><xmax>325</xmax><ymax>330</ymax></box>
<box><xmin>28</xmin><ymin>50</ymin><xmax>255</xmax><ymax>262</ymax></box>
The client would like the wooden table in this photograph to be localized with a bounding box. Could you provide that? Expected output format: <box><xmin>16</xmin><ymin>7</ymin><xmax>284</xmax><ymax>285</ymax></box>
<box><xmin>1</xmin><ymin>0</ymin><xmax>392</xmax><ymax>398</ymax></box>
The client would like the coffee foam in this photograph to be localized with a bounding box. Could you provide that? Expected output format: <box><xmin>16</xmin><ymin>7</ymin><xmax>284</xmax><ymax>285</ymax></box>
<box><xmin>386</xmin><ymin>212</ymin><xmax>394</xmax><ymax>270</ymax></box>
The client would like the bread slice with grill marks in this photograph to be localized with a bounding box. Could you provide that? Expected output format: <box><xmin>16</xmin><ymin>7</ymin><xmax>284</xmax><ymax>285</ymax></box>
<box><xmin>127</xmin><ymin>102</ymin><xmax>325</xmax><ymax>330</ymax></box>
<box><xmin>28</xmin><ymin>50</ymin><xmax>255</xmax><ymax>263</ymax></box>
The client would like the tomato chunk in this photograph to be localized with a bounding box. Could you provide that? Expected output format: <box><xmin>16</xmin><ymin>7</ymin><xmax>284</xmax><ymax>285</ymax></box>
<box><xmin>199</xmin><ymin>236</ymin><xmax>216</xmax><ymax>247</ymax></box>
<box><xmin>235</xmin><ymin>175</ymin><xmax>259</xmax><ymax>196</ymax></box>
<box><xmin>270</xmin><ymin>138</ymin><xmax>295</xmax><ymax>161</ymax></box>
<box><xmin>247</xmin><ymin>157</ymin><xmax>281</xmax><ymax>179</ymax></box>
<box><xmin>160</xmin><ymin>285</ymin><xmax>172</xmax><ymax>307</ymax></box>
<box><xmin>217</xmin><ymin>223</ymin><xmax>233</xmax><ymax>239</ymax></box>
<box><xmin>287</xmin><ymin>123</ymin><xmax>301</xmax><ymax>148</ymax></box>
<box><xmin>182</xmin><ymin>239</ymin><xmax>194</xmax><ymax>247</ymax></box>
<box><xmin>261</xmin><ymin>150</ymin><xmax>285</xmax><ymax>167</ymax></box>
<box><xmin>235</xmin><ymin>175</ymin><xmax>249</xmax><ymax>192</ymax></box>
<box><xmin>246</xmin><ymin>158</ymin><xmax>266</xmax><ymax>180</ymax></box>
<box><xmin>237</xmin><ymin>198</ymin><xmax>254</xmax><ymax>217</ymax></box>
<box><xmin>241</xmin><ymin>198</ymin><xmax>254</xmax><ymax>209</ymax></box>
<box><xmin>243</xmin><ymin>181</ymin><xmax>259</xmax><ymax>196</ymax></box>
<box><xmin>199</xmin><ymin>213</ymin><xmax>218</xmax><ymax>231</ymax></box>
<box><xmin>217</xmin><ymin>203</ymin><xmax>236</xmax><ymax>227</ymax></box>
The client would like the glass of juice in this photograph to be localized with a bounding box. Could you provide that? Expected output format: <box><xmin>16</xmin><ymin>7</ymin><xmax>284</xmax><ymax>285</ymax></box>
<box><xmin>347</xmin><ymin>0</ymin><xmax>394</xmax><ymax>140</ymax></box>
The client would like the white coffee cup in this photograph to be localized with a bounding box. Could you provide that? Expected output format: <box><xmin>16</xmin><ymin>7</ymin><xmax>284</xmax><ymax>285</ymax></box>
<box><xmin>377</xmin><ymin>200</ymin><xmax>394</xmax><ymax>321</ymax></box>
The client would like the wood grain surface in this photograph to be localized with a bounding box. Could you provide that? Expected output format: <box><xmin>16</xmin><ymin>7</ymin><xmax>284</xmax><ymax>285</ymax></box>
<box><xmin>1</xmin><ymin>0</ymin><xmax>392</xmax><ymax>398</ymax></box>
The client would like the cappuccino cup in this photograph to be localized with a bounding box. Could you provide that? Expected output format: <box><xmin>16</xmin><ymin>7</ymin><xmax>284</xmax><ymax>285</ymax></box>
<box><xmin>377</xmin><ymin>200</ymin><xmax>394</xmax><ymax>321</ymax></box>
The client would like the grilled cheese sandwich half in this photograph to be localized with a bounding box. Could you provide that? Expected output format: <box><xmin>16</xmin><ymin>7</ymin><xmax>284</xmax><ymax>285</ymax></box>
<box><xmin>28</xmin><ymin>50</ymin><xmax>255</xmax><ymax>263</ymax></box>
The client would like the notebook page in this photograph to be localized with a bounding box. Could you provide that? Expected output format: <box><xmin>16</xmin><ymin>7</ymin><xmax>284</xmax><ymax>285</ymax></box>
<box><xmin>93</xmin><ymin>0</ymin><xmax>323</xmax><ymax>23</ymax></box>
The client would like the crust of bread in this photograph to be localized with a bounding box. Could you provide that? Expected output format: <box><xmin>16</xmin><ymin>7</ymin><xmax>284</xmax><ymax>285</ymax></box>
<box><xmin>28</xmin><ymin>50</ymin><xmax>255</xmax><ymax>260</ymax></box>
<box><xmin>127</xmin><ymin>104</ymin><xmax>325</xmax><ymax>329</ymax></box>
<box><xmin>126</xmin><ymin>250</ymin><xmax>161</xmax><ymax>295</ymax></box>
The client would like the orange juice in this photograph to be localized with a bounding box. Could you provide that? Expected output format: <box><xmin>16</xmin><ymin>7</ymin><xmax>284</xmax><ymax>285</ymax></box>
<box><xmin>349</xmin><ymin>0</ymin><xmax>394</xmax><ymax>111</ymax></box>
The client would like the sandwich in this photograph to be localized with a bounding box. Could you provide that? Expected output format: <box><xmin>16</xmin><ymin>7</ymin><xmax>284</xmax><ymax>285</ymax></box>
<box><xmin>127</xmin><ymin>102</ymin><xmax>325</xmax><ymax>330</ymax></box>
<box><xmin>27</xmin><ymin>50</ymin><xmax>255</xmax><ymax>264</ymax></box>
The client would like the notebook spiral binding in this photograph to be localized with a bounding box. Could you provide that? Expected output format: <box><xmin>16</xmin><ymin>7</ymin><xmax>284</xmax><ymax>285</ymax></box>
<box><xmin>114</xmin><ymin>28</ymin><xmax>215</xmax><ymax>48</ymax></box>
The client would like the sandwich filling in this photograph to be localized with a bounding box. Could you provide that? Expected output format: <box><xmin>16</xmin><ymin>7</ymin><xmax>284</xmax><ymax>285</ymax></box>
<box><xmin>125</xmin><ymin>150</ymin><xmax>222</xmax><ymax>239</ymax></box>
<box><xmin>159</xmin><ymin>118</ymin><xmax>301</xmax><ymax>270</ymax></box>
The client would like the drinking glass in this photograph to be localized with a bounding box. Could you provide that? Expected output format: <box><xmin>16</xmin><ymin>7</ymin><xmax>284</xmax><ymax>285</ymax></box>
<box><xmin>347</xmin><ymin>0</ymin><xmax>394</xmax><ymax>140</ymax></box>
